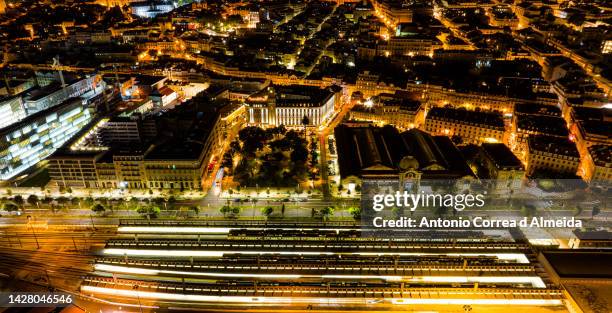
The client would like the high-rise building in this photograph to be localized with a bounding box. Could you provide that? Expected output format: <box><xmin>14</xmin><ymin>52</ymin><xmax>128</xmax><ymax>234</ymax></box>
<box><xmin>0</xmin><ymin>96</ymin><xmax>26</xmax><ymax>129</ymax></box>
<box><xmin>0</xmin><ymin>98</ymin><xmax>93</xmax><ymax>180</ymax></box>
<box><xmin>23</xmin><ymin>74</ymin><xmax>105</xmax><ymax>114</ymax></box>
<box><xmin>49</xmin><ymin>94</ymin><xmax>235</xmax><ymax>190</ymax></box>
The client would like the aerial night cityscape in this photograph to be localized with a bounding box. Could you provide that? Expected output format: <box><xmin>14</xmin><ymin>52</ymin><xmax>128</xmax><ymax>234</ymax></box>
<box><xmin>0</xmin><ymin>0</ymin><xmax>610</xmax><ymax>312</ymax></box>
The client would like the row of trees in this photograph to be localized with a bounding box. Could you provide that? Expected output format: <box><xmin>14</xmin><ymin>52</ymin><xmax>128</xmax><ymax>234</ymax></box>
<box><xmin>0</xmin><ymin>194</ymin><xmax>179</xmax><ymax>209</ymax></box>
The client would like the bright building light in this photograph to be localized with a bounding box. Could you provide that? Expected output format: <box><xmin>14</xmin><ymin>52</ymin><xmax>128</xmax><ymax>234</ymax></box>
<box><xmin>117</xmin><ymin>227</ymin><xmax>231</xmax><ymax>234</ymax></box>
<box><xmin>102</xmin><ymin>249</ymin><xmax>529</xmax><ymax>263</ymax></box>
<box><xmin>81</xmin><ymin>286</ymin><xmax>562</xmax><ymax>306</ymax></box>
<box><xmin>391</xmin><ymin>299</ymin><xmax>563</xmax><ymax>306</ymax></box>
<box><xmin>117</xmin><ymin>227</ymin><xmax>352</xmax><ymax>233</ymax></box>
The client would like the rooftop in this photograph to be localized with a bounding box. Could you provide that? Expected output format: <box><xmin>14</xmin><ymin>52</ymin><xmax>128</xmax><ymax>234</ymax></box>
<box><xmin>528</xmin><ymin>135</ymin><xmax>579</xmax><ymax>158</ymax></box>
<box><xmin>543</xmin><ymin>251</ymin><xmax>612</xmax><ymax>279</ymax></box>
<box><xmin>427</xmin><ymin>107</ymin><xmax>504</xmax><ymax>128</ymax></box>
<box><xmin>571</xmin><ymin>106</ymin><xmax>611</xmax><ymax>122</ymax></box>
<box><xmin>334</xmin><ymin>124</ymin><xmax>474</xmax><ymax>179</ymax></box>
<box><xmin>516</xmin><ymin>115</ymin><xmax>568</xmax><ymax>137</ymax></box>
<box><xmin>24</xmin><ymin>78</ymin><xmax>79</xmax><ymax>102</ymax></box>
<box><xmin>0</xmin><ymin>97</ymin><xmax>84</xmax><ymax>135</ymax></box>
<box><xmin>514</xmin><ymin>103</ymin><xmax>561</xmax><ymax>117</ymax></box>
<box><xmin>248</xmin><ymin>84</ymin><xmax>339</xmax><ymax>108</ymax></box>
<box><xmin>481</xmin><ymin>143</ymin><xmax>523</xmax><ymax>170</ymax></box>
<box><xmin>588</xmin><ymin>144</ymin><xmax>612</xmax><ymax>167</ymax></box>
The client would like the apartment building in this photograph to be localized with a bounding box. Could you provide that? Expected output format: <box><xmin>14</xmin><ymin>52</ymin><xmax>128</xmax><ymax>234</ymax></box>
<box><xmin>569</xmin><ymin>107</ymin><xmax>612</xmax><ymax>157</ymax></box>
<box><xmin>424</xmin><ymin>107</ymin><xmax>505</xmax><ymax>144</ymax></box>
<box><xmin>581</xmin><ymin>144</ymin><xmax>612</xmax><ymax>183</ymax></box>
<box><xmin>478</xmin><ymin>143</ymin><xmax>525</xmax><ymax>190</ymax></box>
<box><xmin>371</xmin><ymin>0</ymin><xmax>412</xmax><ymax>28</ymax></box>
<box><xmin>49</xmin><ymin>96</ymin><xmax>231</xmax><ymax>191</ymax></box>
<box><xmin>349</xmin><ymin>94</ymin><xmax>424</xmax><ymax>129</ymax></box>
<box><xmin>512</xmin><ymin>114</ymin><xmax>569</xmax><ymax>150</ymax></box>
<box><xmin>526</xmin><ymin>135</ymin><xmax>580</xmax><ymax>176</ymax></box>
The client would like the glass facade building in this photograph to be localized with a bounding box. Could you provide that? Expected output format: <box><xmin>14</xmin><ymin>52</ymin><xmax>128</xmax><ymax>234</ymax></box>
<box><xmin>0</xmin><ymin>98</ymin><xmax>93</xmax><ymax>180</ymax></box>
<box><xmin>0</xmin><ymin>96</ymin><xmax>27</xmax><ymax>129</ymax></box>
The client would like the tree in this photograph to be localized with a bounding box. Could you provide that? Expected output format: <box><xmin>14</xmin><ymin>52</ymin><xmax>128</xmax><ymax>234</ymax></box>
<box><xmin>189</xmin><ymin>206</ymin><xmax>199</xmax><ymax>215</ymax></box>
<box><xmin>320</xmin><ymin>206</ymin><xmax>334</xmax><ymax>221</ymax></box>
<box><xmin>2</xmin><ymin>202</ymin><xmax>18</xmax><ymax>212</ymax></box>
<box><xmin>167</xmin><ymin>196</ymin><xmax>177</xmax><ymax>208</ymax></box>
<box><xmin>221</xmin><ymin>151</ymin><xmax>234</xmax><ymax>172</ymax></box>
<box><xmin>91</xmin><ymin>203</ymin><xmax>106</xmax><ymax>214</ymax></box>
<box><xmin>310</xmin><ymin>150</ymin><xmax>319</xmax><ymax>168</ymax></box>
<box><xmin>127</xmin><ymin>197</ymin><xmax>139</xmax><ymax>209</ymax></box>
<box><xmin>301</xmin><ymin>115</ymin><xmax>310</xmax><ymax>134</ymax></box>
<box><xmin>153</xmin><ymin>197</ymin><xmax>166</xmax><ymax>208</ymax></box>
<box><xmin>27</xmin><ymin>195</ymin><xmax>39</xmax><ymax>207</ymax></box>
<box><xmin>220</xmin><ymin>205</ymin><xmax>232</xmax><ymax>217</ymax></box>
<box><xmin>137</xmin><ymin>205</ymin><xmax>160</xmax><ymax>218</ymax></box>
<box><xmin>273</xmin><ymin>125</ymin><xmax>287</xmax><ymax>137</ymax></box>
<box><xmin>229</xmin><ymin>140</ymin><xmax>241</xmax><ymax>154</ymax></box>
<box><xmin>56</xmin><ymin>197</ymin><xmax>69</xmax><ymax>207</ymax></box>
<box><xmin>238</xmin><ymin>126</ymin><xmax>270</xmax><ymax>155</ymax></box>
<box><xmin>148</xmin><ymin>206</ymin><xmax>161</xmax><ymax>219</ymax></box>
<box><xmin>40</xmin><ymin>197</ymin><xmax>52</xmax><ymax>206</ymax></box>
<box><xmin>348</xmin><ymin>207</ymin><xmax>361</xmax><ymax>220</ymax></box>
<box><xmin>521</xmin><ymin>204</ymin><xmax>536</xmax><ymax>217</ymax></box>
<box><xmin>262</xmin><ymin>206</ymin><xmax>274</xmax><ymax>218</ymax></box>
<box><xmin>12</xmin><ymin>195</ymin><xmax>24</xmax><ymax>208</ymax></box>
<box><xmin>391</xmin><ymin>207</ymin><xmax>402</xmax><ymax>219</ymax></box>
<box><xmin>435</xmin><ymin>206</ymin><xmax>448</xmax><ymax>217</ymax></box>
<box><xmin>83</xmin><ymin>197</ymin><xmax>94</xmax><ymax>208</ymax></box>
<box><xmin>291</xmin><ymin>144</ymin><xmax>308</xmax><ymax>163</ymax></box>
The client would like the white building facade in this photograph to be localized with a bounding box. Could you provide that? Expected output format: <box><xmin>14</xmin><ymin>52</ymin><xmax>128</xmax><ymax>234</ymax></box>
<box><xmin>246</xmin><ymin>85</ymin><xmax>339</xmax><ymax>127</ymax></box>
